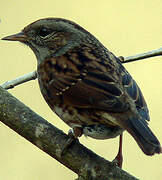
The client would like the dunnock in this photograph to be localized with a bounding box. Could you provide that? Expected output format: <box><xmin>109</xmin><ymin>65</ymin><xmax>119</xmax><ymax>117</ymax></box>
<box><xmin>2</xmin><ymin>18</ymin><xmax>161</xmax><ymax>167</ymax></box>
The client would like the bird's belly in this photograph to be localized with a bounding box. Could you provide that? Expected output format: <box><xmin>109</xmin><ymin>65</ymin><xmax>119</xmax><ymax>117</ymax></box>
<box><xmin>83</xmin><ymin>124</ymin><xmax>123</xmax><ymax>139</ymax></box>
<box><xmin>54</xmin><ymin>105</ymin><xmax>123</xmax><ymax>139</ymax></box>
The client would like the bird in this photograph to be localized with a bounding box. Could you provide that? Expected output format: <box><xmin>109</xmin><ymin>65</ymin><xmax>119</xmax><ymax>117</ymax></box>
<box><xmin>2</xmin><ymin>18</ymin><xmax>161</xmax><ymax>168</ymax></box>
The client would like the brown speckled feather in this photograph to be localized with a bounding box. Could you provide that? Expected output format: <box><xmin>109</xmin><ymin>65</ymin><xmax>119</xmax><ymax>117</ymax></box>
<box><xmin>38</xmin><ymin>45</ymin><xmax>146</xmax><ymax>115</ymax></box>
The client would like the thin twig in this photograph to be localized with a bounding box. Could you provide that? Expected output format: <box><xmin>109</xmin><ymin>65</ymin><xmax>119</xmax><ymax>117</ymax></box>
<box><xmin>1</xmin><ymin>71</ymin><xmax>37</xmax><ymax>90</ymax></box>
<box><xmin>121</xmin><ymin>47</ymin><xmax>162</xmax><ymax>63</ymax></box>
<box><xmin>1</xmin><ymin>47</ymin><xmax>162</xmax><ymax>90</ymax></box>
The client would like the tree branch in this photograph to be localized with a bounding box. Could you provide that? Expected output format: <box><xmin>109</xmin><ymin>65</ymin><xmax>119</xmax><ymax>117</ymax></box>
<box><xmin>0</xmin><ymin>86</ymin><xmax>139</xmax><ymax>180</ymax></box>
<box><xmin>1</xmin><ymin>47</ymin><xmax>162</xmax><ymax>90</ymax></box>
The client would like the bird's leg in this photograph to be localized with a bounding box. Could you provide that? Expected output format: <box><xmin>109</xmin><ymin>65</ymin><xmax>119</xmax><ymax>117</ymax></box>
<box><xmin>68</xmin><ymin>126</ymin><xmax>83</xmax><ymax>138</ymax></box>
<box><xmin>59</xmin><ymin>127</ymin><xmax>83</xmax><ymax>157</ymax></box>
<box><xmin>112</xmin><ymin>133</ymin><xmax>123</xmax><ymax>168</ymax></box>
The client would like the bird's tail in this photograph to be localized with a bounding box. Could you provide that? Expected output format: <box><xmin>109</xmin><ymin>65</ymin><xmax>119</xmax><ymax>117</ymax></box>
<box><xmin>120</xmin><ymin>116</ymin><xmax>161</xmax><ymax>155</ymax></box>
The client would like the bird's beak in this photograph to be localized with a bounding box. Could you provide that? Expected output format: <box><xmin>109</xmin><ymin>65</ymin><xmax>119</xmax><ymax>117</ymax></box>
<box><xmin>1</xmin><ymin>32</ymin><xmax>28</xmax><ymax>43</ymax></box>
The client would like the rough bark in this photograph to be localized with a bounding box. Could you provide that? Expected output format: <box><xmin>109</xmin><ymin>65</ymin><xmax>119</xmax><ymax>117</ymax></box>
<box><xmin>0</xmin><ymin>86</ymin><xmax>139</xmax><ymax>180</ymax></box>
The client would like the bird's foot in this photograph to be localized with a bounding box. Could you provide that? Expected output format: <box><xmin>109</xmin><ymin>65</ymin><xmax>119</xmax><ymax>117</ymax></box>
<box><xmin>59</xmin><ymin>127</ymin><xmax>83</xmax><ymax>157</ymax></box>
<box><xmin>68</xmin><ymin>127</ymin><xmax>83</xmax><ymax>138</ymax></box>
<box><xmin>112</xmin><ymin>153</ymin><xmax>123</xmax><ymax>168</ymax></box>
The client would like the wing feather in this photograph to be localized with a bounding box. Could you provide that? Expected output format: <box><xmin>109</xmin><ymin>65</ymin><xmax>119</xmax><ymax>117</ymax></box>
<box><xmin>46</xmin><ymin>46</ymin><xmax>149</xmax><ymax>120</ymax></box>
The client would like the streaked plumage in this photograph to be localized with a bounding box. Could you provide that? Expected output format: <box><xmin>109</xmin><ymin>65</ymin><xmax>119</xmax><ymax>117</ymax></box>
<box><xmin>2</xmin><ymin>18</ymin><xmax>161</xmax><ymax>161</ymax></box>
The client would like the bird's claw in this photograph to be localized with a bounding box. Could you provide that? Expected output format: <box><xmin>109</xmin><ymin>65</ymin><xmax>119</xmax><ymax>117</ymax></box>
<box><xmin>112</xmin><ymin>155</ymin><xmax>123</xmax><ymax>168</ymax></box>
<box><xmin>59</xmin><ymin>128</ymin><xmax>82</xmax><ymax>157</ymax></box>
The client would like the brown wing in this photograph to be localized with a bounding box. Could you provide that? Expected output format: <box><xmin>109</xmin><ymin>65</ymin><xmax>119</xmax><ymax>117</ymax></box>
<box><xmin>48</xmin><ymin>47</ymin><xmax>129</xmax><ymax>112</ymax></box>
<box><xmin>42</xmin><ymin>45</ymin><xmax>149</xmax><ymax>119</ymax></box>
<box><xmin>62</xmin><ymin>70</ymin><xmax>129</xmax><ymax>112</ymax></box>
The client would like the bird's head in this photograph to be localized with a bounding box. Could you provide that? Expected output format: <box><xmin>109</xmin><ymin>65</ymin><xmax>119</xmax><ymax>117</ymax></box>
<box><xmin>2</xmin><ymin>18</ymin><xmax>92</xmax><ymax>64</ymax></box>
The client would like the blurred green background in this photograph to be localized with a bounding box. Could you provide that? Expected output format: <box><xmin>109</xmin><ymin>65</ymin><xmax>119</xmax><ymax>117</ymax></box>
<box><xmin>0</xmin><ymin>0</ymin><xmax>162</xmax><ymax>179</ymax></box>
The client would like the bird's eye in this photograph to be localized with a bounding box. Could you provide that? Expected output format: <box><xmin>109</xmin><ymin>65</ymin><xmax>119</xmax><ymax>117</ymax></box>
<box><xmin>38</xmin><ymin>27</ymin><xmax>51</xmax><ymax>37</ymax></box>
